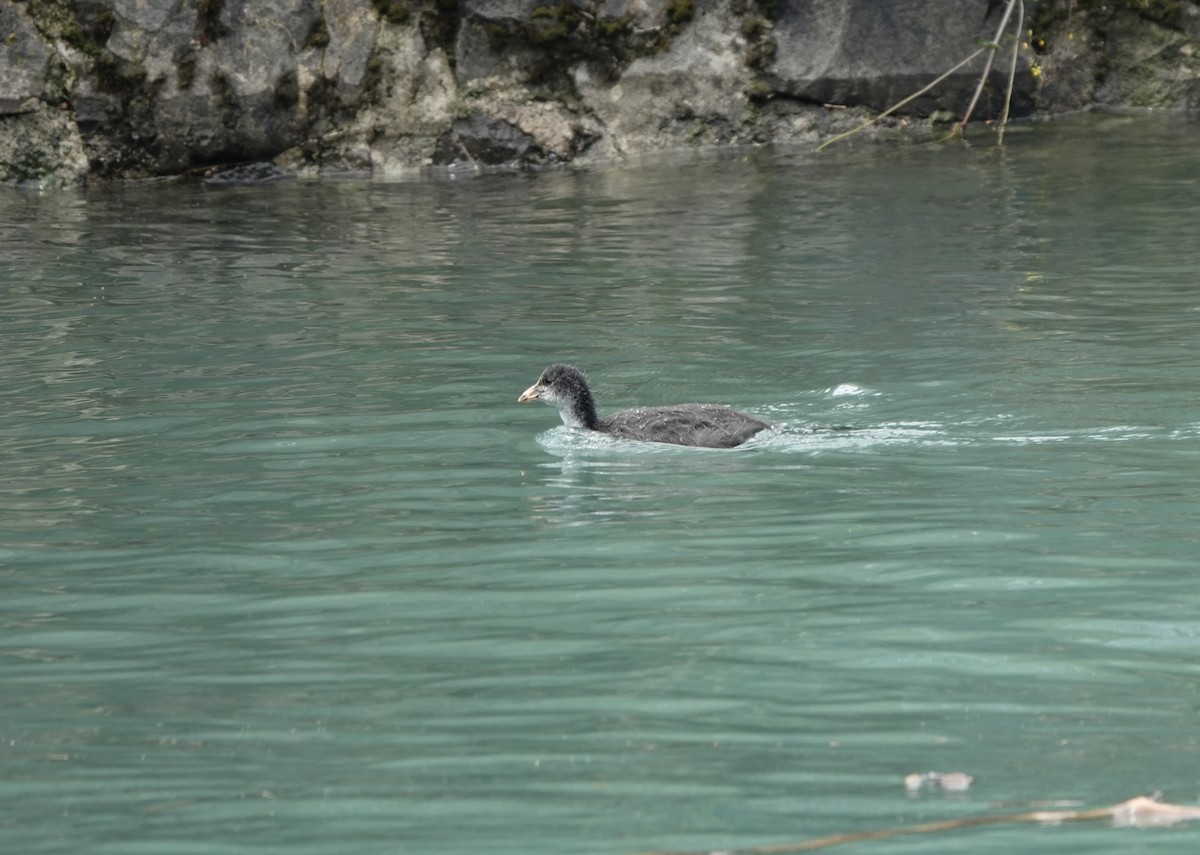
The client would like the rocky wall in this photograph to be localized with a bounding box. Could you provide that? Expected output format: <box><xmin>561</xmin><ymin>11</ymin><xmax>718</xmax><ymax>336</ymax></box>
<box><xmin>0</xmin><ymin>0</ymin><xmax>1197</xmax><ymax>186</ymax></box>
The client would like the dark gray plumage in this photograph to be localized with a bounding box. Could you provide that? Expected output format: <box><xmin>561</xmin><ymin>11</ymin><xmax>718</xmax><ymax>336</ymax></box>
<box><xmin>518</xmin><ymin>363</ymin><xmax>770</xmax><ymax>449</ymax></box>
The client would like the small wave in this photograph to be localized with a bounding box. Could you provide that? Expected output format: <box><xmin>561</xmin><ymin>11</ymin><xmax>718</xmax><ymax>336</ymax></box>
<box><xmin>826</xmin><ymin>383</ymin><xmax>880</xmax><ymax>398</ymax></box>
<box><xmin>534</xmin><ymin>420</ymin><xmax>949</xmax><ymax>456</ymax></box>
<box><xmin>529</xmin><ymin>399</ymin><xmax>1195</xmax><ymax>458</ymax></box>
<box><xmin>535</xmin><ymin>427</ymin><xmax>728</xmax><ymax>456</ymax></box>
<box><xmin>991</xmin><ymin>425</ymin><xmax>1166</xmax><ymax>445</ymax></box>
<box><xmin>1167</xmin><ymin>423</ymin><xmax>1200</xmax><ymax>440</ymax></box>
<box><xmin>751</xmin><ymin>422</ymin><xmax>950</xmax><ymax>453</ymax></box>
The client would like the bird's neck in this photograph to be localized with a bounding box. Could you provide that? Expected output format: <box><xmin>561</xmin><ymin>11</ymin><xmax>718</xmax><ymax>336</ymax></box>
<box><xmin>558</xmin><ymin>408</ymin><xmax>589</xmax><ymax>429</ymax></box>
<box><xmin>561</xmin><ymin>388</ymin><xmax>599</xmax><ymax>430</ymax></box>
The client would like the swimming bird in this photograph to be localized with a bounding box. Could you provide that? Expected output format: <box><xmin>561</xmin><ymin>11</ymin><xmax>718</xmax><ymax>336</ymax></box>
<box><xmin>517</xmin><ymin>363</ymin><xmax>770</xmax><ymax>448</ymax></box>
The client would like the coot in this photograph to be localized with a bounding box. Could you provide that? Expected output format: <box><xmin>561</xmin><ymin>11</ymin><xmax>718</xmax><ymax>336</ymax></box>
<box><xmin>518</xmin><ymin>363</ymin><xmax>770</xmax><ymax>448</ymax></box>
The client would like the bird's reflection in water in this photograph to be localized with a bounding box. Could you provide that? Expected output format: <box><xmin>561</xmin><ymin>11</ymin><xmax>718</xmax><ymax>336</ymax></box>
<box><xmin>524</xmin><ymin>453</ymin><xmax>668</xmax><ymax>528</ymax></box>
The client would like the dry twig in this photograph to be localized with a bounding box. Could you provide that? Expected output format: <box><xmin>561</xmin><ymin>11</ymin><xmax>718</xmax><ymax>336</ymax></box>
<box><xmin>816</xmin><ymin>0</ymin><xmax>1027</xmax><ymax>151</ymax></box>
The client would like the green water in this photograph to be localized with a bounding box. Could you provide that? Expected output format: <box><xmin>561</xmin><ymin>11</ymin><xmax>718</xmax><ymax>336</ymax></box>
<box><xmin>3</xmin><ymin>114</ymin><xmax>1200</xmax><ymax>854</ymax></box>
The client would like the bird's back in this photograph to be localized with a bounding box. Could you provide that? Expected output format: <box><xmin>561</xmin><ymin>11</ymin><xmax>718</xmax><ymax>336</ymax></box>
<box><xmin>600</xmin><ymin>404</ymin><xmax>770</xmax><ymax>448</ymax></box>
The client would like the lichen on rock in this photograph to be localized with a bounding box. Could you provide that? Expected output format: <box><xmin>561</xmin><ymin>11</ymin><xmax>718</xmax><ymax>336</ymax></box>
<box><xmin>0</xmin><ymin>98</ymin><xmax>89</xmax><ymax>188</ymax></box>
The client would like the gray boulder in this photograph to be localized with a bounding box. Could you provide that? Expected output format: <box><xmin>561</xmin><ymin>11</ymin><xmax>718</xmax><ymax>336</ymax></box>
<box><xmin>0</xmin><ymin>99</ymin><xmax>89</xmax><ymax>188</ymax></box>
<box><xmin>0</xmin><ymin>3</ymin><xmax>54</xmax><ymax>114</ymax></box>
<box><xmin>768</xmin><ymin>0</ymin><xmax>1034</xmax><ymax>114</ymax></box>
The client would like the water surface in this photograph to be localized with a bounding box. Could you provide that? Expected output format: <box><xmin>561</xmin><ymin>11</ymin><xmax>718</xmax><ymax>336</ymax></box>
<box><xmin>3</xmin><ymin>114</ymin><xmax>1200</xmax><ymax>854</ymax></box>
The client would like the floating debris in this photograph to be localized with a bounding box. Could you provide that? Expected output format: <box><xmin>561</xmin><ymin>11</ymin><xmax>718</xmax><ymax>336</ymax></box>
<box><xmin>904</xmin><ymin>770</ymin><xmax>976</xmax><ymax>793</ymax></box>
<box><xmin>631</xmin><ymin>793</ymin><xmax>1200</xmax><ymax>854</ymax></box>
